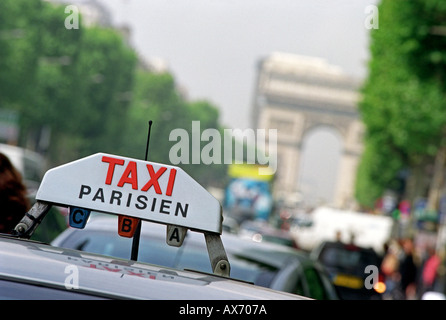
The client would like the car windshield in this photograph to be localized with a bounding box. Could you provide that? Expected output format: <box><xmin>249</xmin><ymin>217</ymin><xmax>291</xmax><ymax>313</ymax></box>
<box><xmin>318</xmin><ymin>244</ymin><xmax>380</xmax><ymax>276</ymax></box>
<box><xmin>67</xmin><ymin>230</ymin><xmax>277</xmax><ymax>287</ymax></box>
<box><xmin>260</xmin><ymin>234</ymin><xmax>295</xmax><ymax>247</ymax></box>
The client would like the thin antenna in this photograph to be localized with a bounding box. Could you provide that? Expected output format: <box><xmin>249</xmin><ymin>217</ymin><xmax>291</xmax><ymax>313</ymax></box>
<box><xmin>131</xmin><ymin>120</ymin><xmax>153</xmax><ymax>261</ymax></box>
<box><xmin>145</xmin><ymin>120</ymin><xmax>153</xmax><ymax>161</ymax></box>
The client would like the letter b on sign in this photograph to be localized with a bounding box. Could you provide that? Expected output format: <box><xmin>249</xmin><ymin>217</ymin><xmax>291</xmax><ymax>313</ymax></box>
<box><xmin>118</xmin><ymin>215</ymin><xmax>140</xmax><ymax>238</ymax></box>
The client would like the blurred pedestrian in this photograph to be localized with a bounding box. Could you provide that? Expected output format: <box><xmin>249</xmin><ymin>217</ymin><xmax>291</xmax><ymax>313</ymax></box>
<box><xmin>380</xmin><ymin>240</ymin><xmax>403</xmax><ymax>299</ymax></box>
<box><xmin>0</xmin><ymin>152</ymin><xmax>30</xmax><ymax>234</ymax></box>
<box><xmin>335</xmin><ymin>230</ymin><xmax>343</xmax><ymax>242</ymax></box>
<box><xmin>420</xmin><ymin>246</ymin><xmax>441</xmax><ymax>295</ymax></box>
<box><xmin>399</xmin><ymin>238</ymin><xmax>418</xmax><ymax>299</ymax></box>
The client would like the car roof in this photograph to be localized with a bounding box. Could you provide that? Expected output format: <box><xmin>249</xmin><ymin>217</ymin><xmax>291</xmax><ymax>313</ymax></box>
<box><xmin>0</xmin><ymin>235</ymin><xmax>306</xmax><ymax>300</ymax></box>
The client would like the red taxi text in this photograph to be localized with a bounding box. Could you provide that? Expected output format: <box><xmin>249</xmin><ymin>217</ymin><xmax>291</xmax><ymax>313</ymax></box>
<box><xmin>76</xmin><ymin>156</ymin><xmax>189</xmax><ymax>218</ymax></box>
<box><xmin>102</xmin><ymin>156</ymin><xmax>177</xmax><ymax>196</ymax></box>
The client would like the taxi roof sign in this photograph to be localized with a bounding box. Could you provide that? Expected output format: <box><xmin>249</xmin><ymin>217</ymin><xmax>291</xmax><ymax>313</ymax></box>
<box><xmin>36</xmin><ymin>153</ymin><xmax>223</xmax><ymax>234</ymax></box>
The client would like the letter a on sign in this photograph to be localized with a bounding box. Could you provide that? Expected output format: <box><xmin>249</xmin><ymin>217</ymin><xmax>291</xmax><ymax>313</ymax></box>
<box><xmin>166</xmin><ymin>225</ymin><xmax>187</xmax><ymax>247</ymax></box>
<box><xmin>118</xmin><ymin>215</ymin><xmax>140</xmax><ymax>238</ymax></box>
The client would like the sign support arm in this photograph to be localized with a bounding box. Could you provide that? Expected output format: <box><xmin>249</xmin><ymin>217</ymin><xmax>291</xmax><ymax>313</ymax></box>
<box><xmin>13</xmin><ymin>200</ymin><xmax>52</xmax><ymax>239</ymax></box>
<box><xmin>204</xmin><ymin>232</ymin><xmax>231</xmax><ymax>277</ymax></box>
<box><xmin>130</xmin><ymin>220</ymin><xmax>142</xmax><ymax>261</ymax></box>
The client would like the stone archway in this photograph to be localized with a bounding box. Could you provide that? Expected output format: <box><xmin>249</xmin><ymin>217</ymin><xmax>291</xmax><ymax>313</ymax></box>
<box><xmin>297</xmin><ymin>124</ymin><xmax>343</xmax><ymax>207</ymax></box>
<box><xmin>251</xmin><ymin>52</ymin><xmax>364</xmax><ymax>209</ymax></box>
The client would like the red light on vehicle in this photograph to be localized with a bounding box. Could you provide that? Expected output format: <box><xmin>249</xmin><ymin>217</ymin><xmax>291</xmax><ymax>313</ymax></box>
<box><xmin>374</xmin><ymin>281</ymin><xmax>386</xmax><ymax>294</ymax></box>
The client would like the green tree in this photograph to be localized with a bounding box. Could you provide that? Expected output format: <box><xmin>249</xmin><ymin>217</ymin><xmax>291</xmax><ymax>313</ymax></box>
<box><xmin>24</xmin><ymin>2</ymin><xmax>84</xmax><ymax>161</ymax></box>
<box><xmin>182</xmin><ymin>100</ymin><xmax>228</xmax><ymax>188</ymax></box>
<box><xmin>73</xmin><ymin>26</ymin><xmax>137</xmax><ymax>159</ymax></box>
<box><xmin>1</xmin><ymin>0</ymin><xmax>228</xmax><ymax>189</ymax></box>
<box><xmin>124</xmin><ymin>70</ymin><xmax>189</xmax><ymax>162</ymax></box>
<box><xmin>6</xmin><ymin>1</ymin><xmax>137</xmax><ymax>166</ymax></box>
<box><xmin>0</xmin><ymin>0</ymin><xmax>42</xmax><ymax>120</ymax></box>
<box><xmin>356</xmin><ymin>0</ymin><xmax>446</xmax><ymax>208</ymax></box>
<box><xmin>124</xmin><ymin>70</ymin><xmax>228</xmax><ymax>187</ymax></box>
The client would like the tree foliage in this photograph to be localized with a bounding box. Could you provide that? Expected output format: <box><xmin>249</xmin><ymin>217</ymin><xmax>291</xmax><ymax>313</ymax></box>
<box><xmin>123</xmin><ymin>70</ymin><xmax>228</xmax><ymax>187</ymax></box>
<box><xmin>0</xmin><ymin>0</ymin><xmax>228</xmax><ymax>187</ymax></box>
<box><xmin>356</xmin><ymin>0</ymin><xmax>446</xmax><ymax>208</ymax></box>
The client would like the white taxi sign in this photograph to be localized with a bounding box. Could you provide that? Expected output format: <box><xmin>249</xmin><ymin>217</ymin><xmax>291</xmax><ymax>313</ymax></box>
<box><xmin>36</xmin><ymin>153</ymin><xmax>223</xmax><ymax>233</ymax></box>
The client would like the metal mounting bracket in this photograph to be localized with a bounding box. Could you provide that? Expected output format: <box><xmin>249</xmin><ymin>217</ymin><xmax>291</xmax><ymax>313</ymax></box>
<box><xmin>13</xmin><ymin>200</ymin><xmax>52</xmax><ymax>239</ymax></box>
<box><xmin>204</xmin><ymin>232</ymin><xmax>231</xmax><ymax>277</ymax></box>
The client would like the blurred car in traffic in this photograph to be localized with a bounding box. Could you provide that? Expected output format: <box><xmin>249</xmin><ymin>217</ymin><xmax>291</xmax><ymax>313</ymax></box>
<box><xmin>52</xmin><ymin>215</ymin><xmax>339</xmax><ymax>300</ymax></box>
<box><xmin>238</xmin><ymin>219</ymin><xmax>299</xmax><ymax>249</ymax></box>
<box><xmin>221</xmin><ymin>215</ymin><xmax>240</xmax><ymax>234</ymax></box>
<box><xmin>310</xmin><ymin>240</ymin><xmax>385</xmax><ymax>300</ymax></box>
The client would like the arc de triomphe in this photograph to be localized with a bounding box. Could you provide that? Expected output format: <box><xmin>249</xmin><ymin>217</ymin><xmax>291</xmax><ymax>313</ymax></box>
<box><xmin>251</xmin><ymin>52</ymin><xmax>364</xmax><ymax>209</ymax></box>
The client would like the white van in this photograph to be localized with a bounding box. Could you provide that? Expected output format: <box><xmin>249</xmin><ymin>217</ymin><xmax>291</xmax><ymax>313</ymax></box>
<box><xmin>291</xmin><ymin>206</ymin><xmax>397</xmax><ymax>254</ymax></box>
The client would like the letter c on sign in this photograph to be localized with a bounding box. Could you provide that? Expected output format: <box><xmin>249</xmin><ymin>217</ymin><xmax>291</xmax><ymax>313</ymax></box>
<box><xmin>69</xmin><ymin>207</ymin><xmax>91</xmax><ymax>229</ymax></box>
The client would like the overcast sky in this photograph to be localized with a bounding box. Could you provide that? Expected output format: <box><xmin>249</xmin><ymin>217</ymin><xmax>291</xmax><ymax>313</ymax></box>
<box><xmin>99</xmin><ymin>0</ymin><xmax>378</xmax><ymax>130</ymax></box>
<box><xmin>97</xmin><ymin>0</ymin><xmax>379</xmax><ymax>206</ymax></box>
